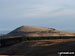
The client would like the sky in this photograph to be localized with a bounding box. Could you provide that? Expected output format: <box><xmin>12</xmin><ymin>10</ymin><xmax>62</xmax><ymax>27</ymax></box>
<box><xmin>0</xmin><ymin>0</ymin><xmax>75</xmax><ymax>34</ymax></box>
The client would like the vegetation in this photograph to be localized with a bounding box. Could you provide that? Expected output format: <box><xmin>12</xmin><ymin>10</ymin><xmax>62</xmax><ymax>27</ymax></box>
<box><xmin>0</xmin><ymin>36</ymin><xmax>75</xmax><ymax>47</ymax></box>
<box><xmin>0</xmin><ymin>37</ymin><xmax>24</xmax><ymax>47</ymax></box>
<box><xmin>24</xmin><ymin>36</ymin><xmax>75</xmax><ymax>40</ymax></box>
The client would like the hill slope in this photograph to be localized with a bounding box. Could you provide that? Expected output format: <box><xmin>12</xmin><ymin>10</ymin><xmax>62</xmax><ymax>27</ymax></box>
<box><xmin>8</xmin><ymin>26</ymin><xmax>75</xmax><ymax>36</ymax></box>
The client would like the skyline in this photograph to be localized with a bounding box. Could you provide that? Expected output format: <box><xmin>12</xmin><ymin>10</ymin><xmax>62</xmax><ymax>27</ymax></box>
<box><xmin>0</xmin><ymin>0</ymin><xmax>75</xmax><ymax>33</ymax></box>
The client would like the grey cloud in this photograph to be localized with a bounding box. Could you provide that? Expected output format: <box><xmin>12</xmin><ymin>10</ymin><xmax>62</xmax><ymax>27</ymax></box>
<box><xmin>49</xmin><ymin>8</ymin><xmax>64</xmax><ymax>14</ymax></box>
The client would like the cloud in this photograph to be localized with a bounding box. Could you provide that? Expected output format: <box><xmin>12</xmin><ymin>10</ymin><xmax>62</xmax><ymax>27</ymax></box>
<box><xmin>0</xmin><ymin>0</ymin><xmax>75</xmax><ymax>19</ymax></box>
<box><xmin>0</xmin><ymin>0</ymin><xmax>75</xmax><ymax>32</ymax></box>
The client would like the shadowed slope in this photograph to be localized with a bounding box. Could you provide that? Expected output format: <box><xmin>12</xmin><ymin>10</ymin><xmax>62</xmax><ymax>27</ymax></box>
<box><xmin>0</xmin><ymin>39</ymin><xmax>75</xmax><ymax>56</ymax></box>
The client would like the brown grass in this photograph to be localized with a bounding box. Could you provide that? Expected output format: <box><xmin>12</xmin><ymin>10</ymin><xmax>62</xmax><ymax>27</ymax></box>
<box><xmin>29</xmin><ymin>38</ymin><xmax>75</xmax><ymax>47</ymax></box>
<box><xmin>0</xmin><ymin>38</ymin><xmax>75</xmax><ymax>56</ymax></box>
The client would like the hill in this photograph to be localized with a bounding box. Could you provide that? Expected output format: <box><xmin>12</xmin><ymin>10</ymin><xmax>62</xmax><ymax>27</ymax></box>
<box><xmin>7</xmin><ymin>25</ymin><xmax>75</xmax><ymax>36</ymax></box>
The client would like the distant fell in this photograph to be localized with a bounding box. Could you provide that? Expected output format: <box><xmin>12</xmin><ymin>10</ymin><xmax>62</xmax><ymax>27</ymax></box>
<box><xmin>8</xmin><ymin>25</ymin><xmax>75</xmax><ymax>36</ymax></box>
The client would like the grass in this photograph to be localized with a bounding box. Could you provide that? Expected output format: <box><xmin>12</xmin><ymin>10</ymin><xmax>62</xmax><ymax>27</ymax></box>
<box><xmin>0</xmin><ymin>36</ymin><xmax>75</xmax><ymax>47</ymax></box>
